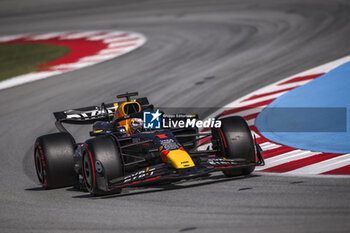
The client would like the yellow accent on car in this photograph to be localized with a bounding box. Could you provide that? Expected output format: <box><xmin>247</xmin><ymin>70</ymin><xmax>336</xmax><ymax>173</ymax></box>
<box><xmin>166</xmin><ymin>149</ymin><xmax>195</xmax><ymax>169</ymax></box>
<box><xmin>113</xmin><ymin>103</ymin><xmax>119</xmax><ymax>114</ymax></box>
<box><xmin>118</xmin><ymin>101</ymin><xmax>141</xmax><ymax>116</ymax></box>
<box><xmin>114</xmin><ymin>101</ymin><xmax>141</xmax><ymax>136</ymax></box>
<box><xmin>93</xmin><ymin>130</ymin><xmax>103</xmax><ymax>133</ymax></box>
<box><xmin>223</xmin><ymin>157</ymin><xmax>230</xmax><ymax>164</ymax></box>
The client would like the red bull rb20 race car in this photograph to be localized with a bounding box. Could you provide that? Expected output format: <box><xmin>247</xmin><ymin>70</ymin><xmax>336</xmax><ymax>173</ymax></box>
<box><xmin>34</xmin><ymin>92</ymin><xmax>264</xmax><ymax>196</ymax></box>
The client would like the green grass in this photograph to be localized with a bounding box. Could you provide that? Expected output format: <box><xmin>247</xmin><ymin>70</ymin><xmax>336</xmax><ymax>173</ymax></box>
<box><xmin>0</xmin><ymin>43</ymin><xmax>70</xmax><ymax>82</ymax></box>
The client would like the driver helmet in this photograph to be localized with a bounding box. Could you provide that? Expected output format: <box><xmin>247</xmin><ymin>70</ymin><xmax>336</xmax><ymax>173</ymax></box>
<box><xmin>130</xmin><ymin>118</ymin><xmax>143</xmax><ymax>134</ymax></box>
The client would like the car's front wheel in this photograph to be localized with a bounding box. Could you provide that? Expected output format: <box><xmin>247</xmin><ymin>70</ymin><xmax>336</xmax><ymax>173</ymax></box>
<box><xmin>212</xmin><ymin>116</ymin><xmax>256</xmax><ymax>177</ymax></box>
<box><xmin>82</xmin><ymin>136</ymin><xmax>124</xmax><ymax>196</ymax></box>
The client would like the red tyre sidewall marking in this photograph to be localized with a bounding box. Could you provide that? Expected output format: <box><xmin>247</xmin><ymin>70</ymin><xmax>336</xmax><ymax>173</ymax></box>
<box><xmin>34</xmin><ymin>142</ymin><xmax>47</xmax><ymax>188</ymax></box>
<box><xmin>82</xmin><ymin>147</ymin><xmax>96</xmax><ymax>194</ymax></box>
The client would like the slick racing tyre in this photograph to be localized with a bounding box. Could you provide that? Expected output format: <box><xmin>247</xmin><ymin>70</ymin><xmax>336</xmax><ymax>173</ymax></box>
<box><xmin>82</xmin><ymin>136</ymin><xmax>123</xmax><ymax>196</ymax></box>
<box><xmin>212</xmin><ymin>116</ymin><xmax>256</xmax><ymax>177</ymax></box>
<box><xmin>34</xmin><ymin>132</ymin><xmax>76</xmax><ymax>188</ymax></box>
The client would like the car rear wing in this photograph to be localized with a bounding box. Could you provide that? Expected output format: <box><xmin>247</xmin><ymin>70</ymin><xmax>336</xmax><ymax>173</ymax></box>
<box><xmin>53</xmin><ymin>97</ymin><xmax>153</xmax><ymax>132</ymax></box>
<box><xmin>53</xmin><ymin>102</ymin><xmax>116</xmax><ymax>133</ymax></box>
<box><xmin>53</xmin><ymin>102</ymin><xmax>117</xmax><ymax>125</ymax></box>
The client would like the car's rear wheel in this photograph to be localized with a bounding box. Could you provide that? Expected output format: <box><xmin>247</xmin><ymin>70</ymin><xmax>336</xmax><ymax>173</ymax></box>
<box><xmin>212</xmin><ymin>116</ymin><xmax>256</xmax><ymax>177</ymax></box>
<box><xmin>34</xmin><ymin>132</ymin><xmax>77</xmax><ymax>188</ymax></box>
<box><xmin>82</xmin><ymin>136</ymin><xmax>123</xmax><ymax>196</ymax></box>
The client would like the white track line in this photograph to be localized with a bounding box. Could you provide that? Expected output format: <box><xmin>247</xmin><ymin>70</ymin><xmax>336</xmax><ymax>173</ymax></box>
<box><xmin>28</xmin><ymin>32</ymin><xmax>67</xmax><ymax>40</ymax></box>
<box><xmin>246</xmin><ymin>119</ymin><xmax>255</xmax><ymax>126</ymax></box>
<box><xmin>87</xmin><ymin>33</ymin><xmax>126</xmax><ymax>41</ymax></box>
<box><xmin>79</xmin><ymin>54</ymin><xmax>117</xmax><ymax>62</ymax></box>
<box><xmin>238</xmin><ymin>93</ymin><xmax>285</xmax><ymax>106</ymax></box>
<box><xmin>60</xmin><ymin>31</ymin><xmax>100</xmax><ymax>39</ymax></box>
<box><xmin>52</xmin><ymin>63</ymin><xmax>94</xmax><ymax>69</ymax></box>
<box><xmin>259</xmin><ymin>142</ymin><xmax>281</xmax><ymax>151</ymax></box>
<box><xmin>0</xmin><ymin>71</ymin><xmax>63</xmax><ymax>89</ymax></box>
<box><xmin>0</xmin><ymin>35</ymin><xmax>24</xmax><ymax>42</ymax></box>
<box><xmin>104</xmin><ymin>35</ymin><xmax>132</xmax><ymax>43</ymax></box>
<box><xmin>98</xmin><ymin>48</ymin><xmax>124</xmax><ymax>55</ymax></box>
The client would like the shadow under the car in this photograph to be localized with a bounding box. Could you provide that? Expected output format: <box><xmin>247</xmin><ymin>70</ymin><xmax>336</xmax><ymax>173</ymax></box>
<box><xmin>71</xmin><ymin>173</ymin><xmax>260</xmax><ymax>199</ymax></box>
<box><xmin>25</xmin><ymin>187</ymin><xmax>46</xmax><ymax>191</ymax></box>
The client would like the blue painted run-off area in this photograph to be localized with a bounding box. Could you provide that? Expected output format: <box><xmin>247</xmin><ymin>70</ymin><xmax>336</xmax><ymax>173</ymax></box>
<box><xmin>255</xmin><ymin>61</ymin><xmax>350</xmax><ymax>153</ymax></box>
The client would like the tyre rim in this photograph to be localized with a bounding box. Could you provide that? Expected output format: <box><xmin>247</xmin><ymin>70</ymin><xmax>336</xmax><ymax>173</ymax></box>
<box><xmin>35</xmin><ymin>149</ymin><xmax>44</xmax><ymax>183</ymax></box>
<box><xmin>83</xmin><ymin>153</ymin><xmax>92</xmax><ymax>188</ymax></box>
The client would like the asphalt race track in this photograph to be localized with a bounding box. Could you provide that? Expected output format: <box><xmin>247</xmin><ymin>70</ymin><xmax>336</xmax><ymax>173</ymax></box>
<box><xmin>1</xmin><ymin>0</ymin><xmax>350</xmax><ymax>232</ymax></box>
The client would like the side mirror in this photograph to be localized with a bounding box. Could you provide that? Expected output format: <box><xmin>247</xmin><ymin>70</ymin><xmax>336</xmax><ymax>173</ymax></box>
<box><xmin>100</xmin><ymin>102</ymin><xmax>110</xmax><ymax>122</ymax></box>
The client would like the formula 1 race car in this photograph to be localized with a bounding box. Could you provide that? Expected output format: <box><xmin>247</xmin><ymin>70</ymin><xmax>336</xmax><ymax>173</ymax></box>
<box><xmin>34</xmin><ymin>92</ymin><xmax>264</xmax><ymax>196</ymax></box>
